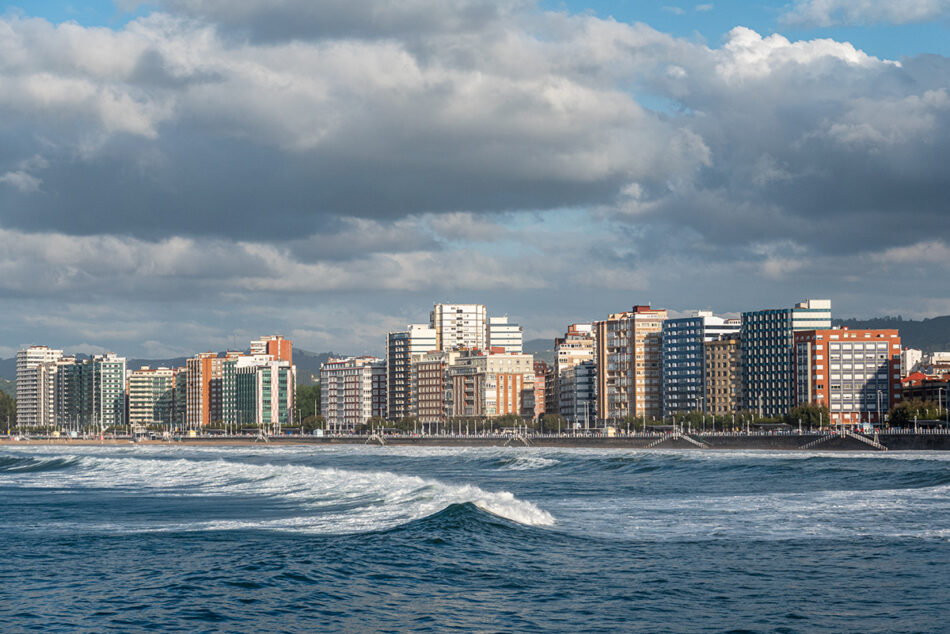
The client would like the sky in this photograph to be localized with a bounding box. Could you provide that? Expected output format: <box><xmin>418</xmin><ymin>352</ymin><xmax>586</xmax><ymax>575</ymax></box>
<box><xmin>0</xmin><ymin>0</ymin><xmax>949</xmax><ymax>358</ymax></box>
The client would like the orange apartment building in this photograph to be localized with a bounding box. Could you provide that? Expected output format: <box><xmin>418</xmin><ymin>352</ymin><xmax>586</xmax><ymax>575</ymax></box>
<box><xmin>794</xmin><ymin>328</ymin><xmax>902</xmax><ymax>426</ymax></box>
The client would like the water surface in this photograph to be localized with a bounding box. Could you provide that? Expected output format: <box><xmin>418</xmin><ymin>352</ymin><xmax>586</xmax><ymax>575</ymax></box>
<box><xmin>1</xmin><ymin>445</ymin><xmax>947</xmax><ymax>632</ymax></box>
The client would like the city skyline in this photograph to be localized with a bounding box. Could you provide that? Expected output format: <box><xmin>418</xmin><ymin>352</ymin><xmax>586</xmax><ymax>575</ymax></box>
<box><xmin>1</xmin><ymin>0</ymin><xmax>949</xmax><ymax>358</ymax></box>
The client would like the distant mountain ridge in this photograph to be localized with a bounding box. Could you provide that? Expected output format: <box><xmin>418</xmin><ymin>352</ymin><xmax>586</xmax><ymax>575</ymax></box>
<box><xmin>524</xmin><ymin>338</ymin><xmax>556</xmax><ymax>365</ymax></box>
<box><xmin>834</xmin><ymin>316</ymin><xmax>950</xmax><ymax>353</ymax></box>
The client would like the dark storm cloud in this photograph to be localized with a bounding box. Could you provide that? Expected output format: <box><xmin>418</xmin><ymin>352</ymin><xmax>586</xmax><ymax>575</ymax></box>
<box><xmin>150</xmin><ymin>0</ymin><xmax>533</xmax><ymax>42</ymax></box>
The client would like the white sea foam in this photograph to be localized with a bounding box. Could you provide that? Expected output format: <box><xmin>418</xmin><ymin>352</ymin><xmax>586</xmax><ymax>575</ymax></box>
<box><xmin>0</xmin><ymin>449</ymin><xmax>555</xmax><ymax>533</ymax></box>
<box><xmin>497</xmin><ymin>454</ymin><xmax>560</xmax><ymax>471</ymax></box>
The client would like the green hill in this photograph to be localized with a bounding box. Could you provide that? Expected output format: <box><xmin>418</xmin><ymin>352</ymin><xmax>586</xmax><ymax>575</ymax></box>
<box><xmin>834</xmin><ymin>315</ymin><xmax>950</xmax><ymax>353</ymax></box>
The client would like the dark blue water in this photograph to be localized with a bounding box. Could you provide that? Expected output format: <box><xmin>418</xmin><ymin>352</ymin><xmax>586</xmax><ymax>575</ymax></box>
<box><xmin>1</xmin><ymin>446</ymin><xmax>948</xmax><ymax>632</ymax></box>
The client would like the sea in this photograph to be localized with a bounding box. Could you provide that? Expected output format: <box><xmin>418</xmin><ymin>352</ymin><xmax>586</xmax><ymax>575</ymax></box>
<box><xmin>1</xmin><ymin>445</ymin><xmax>948</xmax><ymax>633</ymax></box>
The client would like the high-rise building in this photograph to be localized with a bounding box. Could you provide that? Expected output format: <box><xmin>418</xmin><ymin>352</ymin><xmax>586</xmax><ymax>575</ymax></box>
<box><xmin>741</xmin><ymin>299</ymin><xmax>831</xmax><ymax>417</ymax></box>
<box><xmin>127</xmin><ymin>367</ymin><xmax>176</xmax><ymax>428</ymax></box>
<box><xmin>704</xmin><ymin>335</ymin><xmax>742</xmax><ymax>416</ymax></box>
<box><xmin>250</xmin><ymin>335</ymin><xmax>293</xmax><ymax>363</ymax></box>
<box><xmin>527</xmin><ymin>360</ymin><xmax>550</xmax><ymax>419</ymax></box>
<box><xmin>488</xmin><ymin>316</ymin><xmax>523</xmax><ymax>353</ymax></box>
<box><xmin>386</xmin><ymin>324</ymin><xmax>437</xmax><ymax>421</ymax></box>
<box><xmin>173</xmin><ymin>367</ymin><xmax>188</xmax><ymax>430</ymax></box>
<box><xmin>662</xmin><ymin>311</ymin><xmax>740</xmax><ymax>417</ymax></box>
<box><xmin>794</xmin><ymin>328</ymin><xmax>901</xmax><ymax>426</ymax></box>
<box><xmin>53</xmin><ymin>356</ymin><xmax>82</xmax><ymax>428</ymax></box>
<box><xmin>16</xmin><ymin>345</ymin><xmax>63</xmax><ymax>427</ymax></box>
<box><xmin>411</xmin><ymin>350</ymin><xmax>454</xmax><ymax>431</ymax></box>
<box><xmin>555</xmin><ymin>324</ymin><xmax>594</xmax><ymax>377</ymax></box>
<box><xmin>90</xmin><ymin>353</ymin><xmax>127</xmax><ymax>430</ymax></box>
<box><xmin>430</xmin><ymin>303</ymin><xmax>487</xmax><ymax>351</ymax></box>
<box><xmin>223</xmin><ymin>355</ymin><xmax>296</xmax><ymax>431</ymax></box>
<box><xmin>594</xmin><ymin>305</ymin><xmax>667</xmax><ymax>423</ymax></box>
<box><xmin>558</xmin><ymin>360</ymin><xmax>596</xmax><ymax>426</ymax></box>
<box><xmin>320</xmin><ymin>357</ymin><xmax>386</xmax><ymax>432</ymax></box>
<box><xmin>186</xmin><ymin>352</ymin><xmax>224</xmax><ymax>429</ymax></box>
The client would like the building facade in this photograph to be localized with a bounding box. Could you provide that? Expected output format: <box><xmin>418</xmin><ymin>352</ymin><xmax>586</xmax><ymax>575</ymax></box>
<box><xmin>594</xmin><ymin>305</ymin><xmax>667</xmax><ymax>423</ymax></box>
<box><xmin>386</xmin><ymin>324</ymin><xmax>437</xmax><ymax>422</ymax></box>
<box><xmin>186</xmin><ymin>352</ymin><xmax>224</xmax><ymax>429</ymax></box>
<box><xmin>558</xmin><ymin>360</ymin><xmax>596</xmax><ymax>426</ymax></box>
<box><xmin>430</xmin><ymin>303</ymin><xmax>488</xmax><ymax>351</ymax></box>
<box><xmin>320</xmin><ymin>357</ymin><xmax>387</xmax><ymax>432</ymax></box>
<box><xmin>91</xmin><ymin>353</ymin><xmax>127</xmax><ymax>430</ymax></box>
<box><xmin>250</xmin><ymin>335</ymin><xmax>293</xmax><ymax>363</ymax></box>
<box><xmin>741</xmin><ymin>299</ymin><xmax>831</xmax><ymax>417</ymax></box>
<box><xmin>411</xmin><ymin>351</ymin><xmax>452</xmax><ymax>430</ymax></box>
<box><xmin>128</xmin><ymin>367</ymin><xmax>176</xmax><ymax>428</ymax></box>
<box><xmin>704</xmin><ymin>335</ymin><xmax>742</xmax><ymax>416</ymax></box>
<box><xmin>488</xmin><ymin>316</ymin><xmax>524</xmax><ymax>353</ymax></box>
<box><xmin>662</xmin><ymin>312</ymin><xmax>740</xmax><ymax>417</ymax></box>
<box><xmin>16</xmin><ymin>345</ymin><xmax>63</xmax><ymax>427</ymax></box>
<box><xmin>794</xmin><ymin>328</ymin><xmax>901</xmax><ymax>426</ymax></box>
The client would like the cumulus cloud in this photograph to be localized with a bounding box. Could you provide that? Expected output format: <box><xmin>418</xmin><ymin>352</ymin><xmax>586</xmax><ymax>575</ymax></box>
<box><xmin>0</xmin><ymin>1</ymin><xmax>949</xmax><ymax>355</ymax></box>
<box><xmin>782</xmin><ymin>0</ymin><xmax>950</xmax><ymax>26</ymax></box>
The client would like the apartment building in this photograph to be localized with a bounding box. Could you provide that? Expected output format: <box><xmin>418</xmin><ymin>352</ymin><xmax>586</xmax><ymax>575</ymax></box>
<box><xmin>558</xmin><ymin>360</ymin><xmax>596</xmax><ymax>426</ymax></box>
<box><xmin>430</xmin><ymin>303</ymin><xmax>488</xmax><ymax>351</ymax></box>
<box><xmin>794</xmin><ymin>328</ymin><xmax>901</xmax><ymax>426</ymax></box>
<box><xmin>487</xmin><ymin>316</ymin><xmax>524</xmax><ymax>353</ymax></box>
<box><xmin>320</xmin><ymin>357</ymin><xmax>387</xmax><ymax>432</ymax></box>
<box><xmin>741</xmin><ymin>299</ymin><xmax>831</xmax><ymax>417</ymax></box>
<box><xmin>704</xmin><ymin>335</ymin><xmax>742</xmax><ymax>416</ymax></box>
<box><xmin>127</xmin><ymin>366</ymin><xmax>176</xmax><ymax>427</ymax></box>
<box><xmin>662</xmin><ymin>311</ymin><xmax>740</xmax><ymax>417</ymax></box>
<box><xmin>594</xmin><ymin>305</ymin><xmax>667</xmax><ymax>422</ymax></box>
<box><xmin>16</xmin><ymin>345</ymin><xmax>63</xmax><ymax>427</ymax></box>
<box><xmin>386</xmin><ymin>323</ymin><xmax>437</xmax><ymax>422</ymax></box>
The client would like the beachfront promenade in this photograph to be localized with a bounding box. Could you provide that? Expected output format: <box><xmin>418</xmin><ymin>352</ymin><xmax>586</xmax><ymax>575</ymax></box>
<box><xmin>6</xmin><ymin>429</ymin><xmax>950</xmax><ymax>451</ymax></box>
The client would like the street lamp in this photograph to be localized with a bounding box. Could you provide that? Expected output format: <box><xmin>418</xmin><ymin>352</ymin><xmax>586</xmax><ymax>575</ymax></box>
<box><xmin>877</xmin><ymin>389</ymin><xmax>883</xmax><ymax>430</ymax></box>
<box><xmin>939</xmin><ymin>387</ymin><xmax>947</xmax><ymax>428</ymax></box>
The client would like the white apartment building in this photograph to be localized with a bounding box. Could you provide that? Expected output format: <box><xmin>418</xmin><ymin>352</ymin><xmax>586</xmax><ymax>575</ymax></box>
<box><xmin>92</xmin><ymin>353</ymin><xmax>127</xmax><ymax>430</ymax></box>
<box><xmin>430</xmin><ymin>303</ymin><xmax>488</xmax><ymax>351</ymax></box>
<box><xmin>16</xmin><ymin>345</ymin><xmax>63</xmax><ymax>427</ymax></box>
<box><xmin>901</xmin><ymin>348</ymin><xmax>922</xmax><ymax>376</ymax></box>
<box><xmin>320</xmin><ymin>357</ymin><xmax>387</xmax><ymax>432</ymax></box>
<box><xmin>487</xmin><ymin>316</ymin><xmax>524</xmax><ymax>353</ymax></box>
<box><xmin>128</xmin><ymin>366</ymin><xmax>176</xmax><ymax>427</ymax></box>
<box><xmin>555</xmin><ymin>324</ymin><xmax>594</xmax><ymax>376</ymax></box>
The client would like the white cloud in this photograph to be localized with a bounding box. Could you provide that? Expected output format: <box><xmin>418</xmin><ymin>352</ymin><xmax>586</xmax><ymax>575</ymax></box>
<box><xmin>714</xmin><ymin>26</ymin><xmax>895</xmax><ymax>83</ymax></box>
<box><xmin>0</xmin><ymin>170</ymin><xmax>41</xmax><ymax>192</ymax></box>
<box><xmin>873</xmin><ymin>240</ymin><xmax>950</xmax><ymax>265</ymax></box>
<box><xmin>782</xmin><ymin>0</ymin><xmax>950</xmax><ymax>26</ymax></box>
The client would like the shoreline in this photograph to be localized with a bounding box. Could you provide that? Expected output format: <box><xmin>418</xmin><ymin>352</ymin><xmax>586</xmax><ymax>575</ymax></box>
<box><xmin>3</xmin><ymin>432</ymin><xmax>950</xmax><ymax>451</ymax></box>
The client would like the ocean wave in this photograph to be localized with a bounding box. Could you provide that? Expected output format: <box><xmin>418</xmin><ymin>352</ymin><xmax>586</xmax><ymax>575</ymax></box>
<box><xmin>0</xmin><ymin>454</ymin><xmax>82</xmax><ymax>474</ymax></box>
<box><xmin>0</xmin><ymin>451</ymin><xmax>554</xmax><ymax>534</ymax></box>
<box><xmin>495</xmin><ymin>454</ymin><xmax>560</xmax><ymax>471</ymax></box>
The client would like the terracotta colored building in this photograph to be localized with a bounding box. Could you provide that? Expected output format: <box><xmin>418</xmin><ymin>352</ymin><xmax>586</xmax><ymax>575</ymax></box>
<box><xmin>793</xmin><ymin>328</ymin><xmax>902</xmax><ymax>426</ymax></box>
